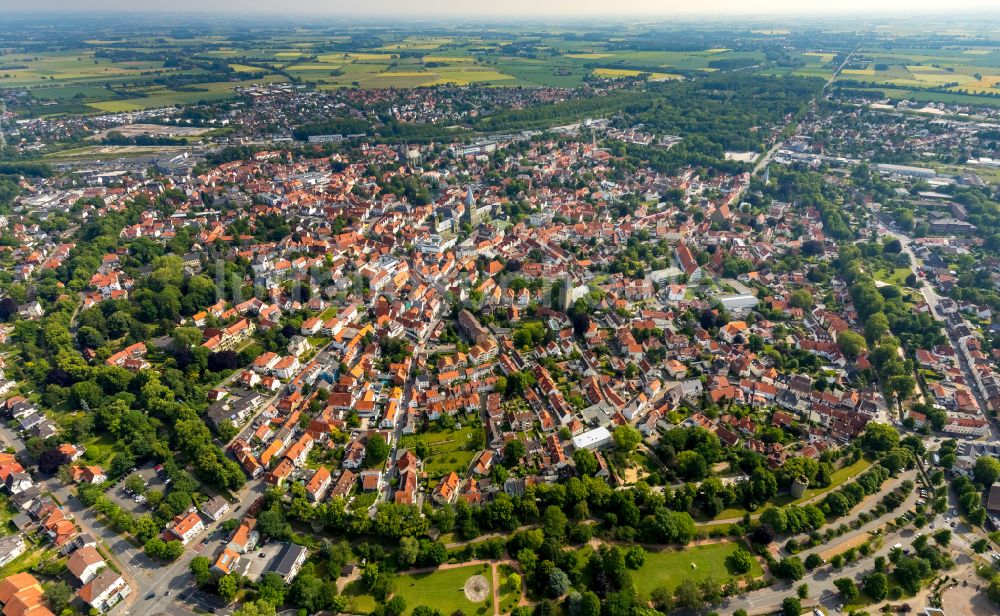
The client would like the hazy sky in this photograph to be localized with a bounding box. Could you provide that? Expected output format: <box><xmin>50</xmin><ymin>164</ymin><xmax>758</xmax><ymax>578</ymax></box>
<box><xmin>9</xmin><ymin>0</ymin><xmax>1000</xmax><ymax>16</ymax></box>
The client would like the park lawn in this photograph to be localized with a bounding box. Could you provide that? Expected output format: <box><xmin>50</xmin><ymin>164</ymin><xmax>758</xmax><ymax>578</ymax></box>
<box><xmin>81</xmin><ymin>433</ymin><xmax>117</xmax><ymax>467</ymax></box>
<box><xmin>796</xmin><ymin>458</ymin><xmax>872</xmax><ymax>502</ymax></box>
<box><xmin>874</xmin><ymin>267</ymin><xmax>913</xmax><ymax>287</ymax></box>
<box><xmin>771</xmin><ymin>458</ymin><xmax>874</xmax><ymax>507</ymax></box>
<box><xmin>400</xmin><ymin>423</ymin><xmax>478</xmax><ymax>481</ymax></box>
<box><xmin>394</xmin><ymin>563</ymin><xmax>492</xmax><ymax>616</ymax></box>
<box><xmin>497</xmin><ymin>563</ymin><xmax>521</xmax><ymax>614</ymax></box>
<box><xmin>633</xmin><ymin>542</ymin><xmax>761</xmax><ymax>596</ymax></box>
<box><xmin>341</xmin><ymin>580</ymin><xmax>378</xmax><ymax>614</ymax></box>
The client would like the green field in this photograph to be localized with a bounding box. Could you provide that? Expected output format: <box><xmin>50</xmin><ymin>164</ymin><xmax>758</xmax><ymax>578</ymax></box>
<box><xmin>399</xmin><ymin>423</ymin><xmax>477</xmax><ymax>481</ymax></box>
<box><xmin>793</xmin><ymin>458</ymin><xmax>872</xmax><ymax>502</ymax></box>
<box><xmin>633</xmin><ymin>542</ymin><xmax>762</xmax><ymax>596</ymax></box>
<box><xmin>394</xmin><ymin>564</ymin><xmax>493</xmax><ymax>616</ymax></box>
<box><xmin>341</xmin><ymin>580</ymin><xmax>378</xmax><ymax>615</ymax></box>
<box><xmin>874</xmin><ymin>267</ymin><xmax>913</xmax><ymax>287</ymax></box>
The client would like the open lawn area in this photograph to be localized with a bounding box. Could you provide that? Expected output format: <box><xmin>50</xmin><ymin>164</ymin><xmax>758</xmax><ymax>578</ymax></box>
<box><xmin>394</xmin><ymin>563</ymin><xmax>493</xmax><ymax>616</ymax></box>
<box><xmin>341</xmin><ymin>580</ymin><xmax>378</xmax><ymax>615</ymax></box>
<box><xmin>873</xmin><ymin>267</ymin><xmax>912</xmax><ymax>287</ymax></box>
<box><xmin>798</xmin><ymin>458</ymin><xmax>872</xmax><ymax>501</ymax></box>
<box><xmin>399</xmin><ymin>422</ymin><xmax>478</xmax><ymax>481</ymax></box>
<box><xmin>633</xmin><ymin>542</ymin><xmax>762</xmax><ymax>596</ymax></box>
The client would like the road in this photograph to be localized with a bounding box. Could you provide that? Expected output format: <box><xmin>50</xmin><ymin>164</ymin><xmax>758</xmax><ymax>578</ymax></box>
<box><xmin>0</xmin><ymin>397</ymin><xmax>268</xmax><ymax>616</ymax></box>
<box><xmin>743</xmin><ymin>45</ymin><xmax>858</xmax><ymax>187</ymax></box>
<box><xmin>883</xmin><ymin>226</ymin><xmax>998</xmax><ymax>439</ymax></box>
<box><xmin>381</xmin><ymin>313</ymin><xmax>443</xmax><ymax>504</ymax></box>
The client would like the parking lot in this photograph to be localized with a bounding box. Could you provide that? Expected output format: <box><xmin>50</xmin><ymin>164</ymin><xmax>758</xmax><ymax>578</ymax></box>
<box><xmin>107</xmin><ymin>464</ymin><xmax>169</xmax><ymax>514</ymax></box>
<box><xmin>244</xmin><ymin>541</ymin><xmax>283</xmax><ymax>582</ymax></box>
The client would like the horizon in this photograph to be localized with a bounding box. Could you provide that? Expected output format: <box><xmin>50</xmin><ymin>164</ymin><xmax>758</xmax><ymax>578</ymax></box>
<box><xmin>6</xmin><ymin>0</ymin><xmax>1000</xmax><ymax>18</ymax></box>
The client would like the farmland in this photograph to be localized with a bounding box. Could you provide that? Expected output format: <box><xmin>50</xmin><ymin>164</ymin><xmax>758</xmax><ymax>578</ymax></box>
<box><xmin>833</xmin><ymin>44</ymin><xmax>1000</xmax><ymax>104</ymax></box>
<box><xmin>0</xmin><ymin>30</ymin><xmax>780</xmax><ymax>113</ymax></box>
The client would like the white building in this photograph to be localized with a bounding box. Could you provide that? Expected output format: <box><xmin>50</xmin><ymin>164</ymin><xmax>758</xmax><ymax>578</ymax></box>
<box><xmin>572</xmin><ymin>426</ymin><xmax>613</xmax><ymax>450</ymax></box>
<box><xmin>77</xmin><ymin>569</ymin><xmax>131</xmax><ymax>613</ymax></box>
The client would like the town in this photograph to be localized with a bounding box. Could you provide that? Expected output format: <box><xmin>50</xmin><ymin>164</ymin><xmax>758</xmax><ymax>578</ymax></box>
<box><xmin>0</xmin><ymin>12</ymin><xmax>1000</xmax><ymax>616</ymax></box>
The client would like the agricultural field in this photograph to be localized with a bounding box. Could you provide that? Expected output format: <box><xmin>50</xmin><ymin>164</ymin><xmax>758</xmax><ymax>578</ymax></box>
<box><xmin>834</xmin><ymin>44</ymin><xmax>1000</xmax><ymax>103</ymax></box>
<box><xmin>86</xmin><ymin>75</ymin><xmax>287</xmax><ymax>112</ymax></box>
<box><xmin>0</xmin><ymin>51</ymin><xmax>179</xmax><ymax>88</ymax></box>
<box><xmin>0</xmin><ymin>32</ymin><xmax>771</xmax><ymax>108</ymax></box>
<box><xmin>564</xmin><ymin>49</ymin><xmax>763</xmax><ymax>73</ymax></box>
<box><xmin>633</xmin><ymin>542</ymin><xmax>762</xmax><ymax>596</ymax></box>
<box><xmin>394</xmin><ymin>563</ymin><xmax>493</xmax><ymax>616</ymax></box>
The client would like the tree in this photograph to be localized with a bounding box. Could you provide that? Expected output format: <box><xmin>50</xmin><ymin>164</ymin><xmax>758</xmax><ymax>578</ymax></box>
<box><xmin>727</xmin><ymin>549</ymin><xmax>756</xmax><ymax>575</ymax></box>
<box><xmin>504</xmin><ymin>441</ymin><xmax>526</xmax><ymax>467</ymax></box>
<box><xmin>386</xmin><ymin>597</ymin><xmax>407</xmax><ymax>616</ymax></box>
<box><xmin>676</xmin><ymin>450</ymin><xmax>708</xmax><ymax>480</ymax></box>
<box><xmin>893</xmin><ymin>556</ymin><xmax>931</xmax><ymax>594</ymax></box>
<box><xmin>862</xmin><ymin>423</ymin><xmax>899</xmax><ymax>452</ymax></box>
<box><xmin>256</xmin><ymin>573</ymin><xmax>286</xmax><ymax>606</ymax></box>
<box><xmin>543</xmin><ymin>506</ymin><xmax>568</xmax><ymax>542</ymax></box>
<box><xmin>974</xmin><ymin>456</ymin><xmax>1000</xmax><ymax>486</ymax></box>
<box><xmin>366</xmin><ymin>435</ymin><xmax>390</xmax><ymax>467</ymax></box>
<box><xmin>190</xmin><ymin>556</ymin><xmax>213</xmax><ymax>587</ymax></box>
<box><xmin>612</xmin><ymin>425</ymin><xmax>641</xmax><ymax>453</ymax></box>
<box><xmin>834</xmin><ymin>578</ymin><xmax>859</xmax><ymax>602</ymax></box>
<box><xmin>231</xmin><ymin>601</ymin><xmax>276</xmax><ymax>616</ymax></box>
<box><xmin>673</xmin><ymin>578</ymin><xmax>703</xmax><ymax>610</ymax></box>
<box><xmin>789</xmin><ymin>289</ymin><xmax>813</xmax><ymax>309</ymax></box>
<box><xmin>804</xmin><ymin>553</ymin><xmax>823</xmax><ymax>570</ymax></box>
<box><xmin>573</xmin><ymin>448</ymin><xmax>598</xmax><ymax>476</ymax></box>
<box><xmin>43</xmin><ymin>581</ymin><xmax>72</xmax><ymax>614</ymax></box>
<box><xmin>217</xmin><ymin>574</ymin><xmax>240</xmax><ymax>602</ymax></box>
<box><xmin>547</xmin><ymin>567</ymin><xmax>571</xmax><ymax>598</ymax></box>
<box><xmin>989</xmin><ymin>577</ymin><xmax>1000</xmax><ymax>606</ymax></box>
<box><xmin>782</xmin><ymin>596</ymin><xmax>801</xmax><ymax>616</ymax></box>
<box><xmin>932</xmin><ymin>528</ymin><xmax>951</xmax><ymax>546</ymax></box>
<box><xmin>837</xmin><ymin>330</ymin><xmax>868</xmax><ymax>360</ymax></box>
<box><xmin>773</xmin><ymin>557</ymin><xmax>805</xmax><ymax>581</ymax></box>
<box><xmin>290</xmin><ymin>572</ymin><xmax>325</xmax><ymax>612</ymax></box>
<box><xmin>862</xmin><ymin>572</ymin><xmax>888</xmax><ymax>601</ymax></box>
<box><xmin>568</xmin><ymin>591</ymin><xmax>600</xmax><ymax>616</ymax></box>
<box><xmin>124</xmin><ymin>473</ymin><xmax>146</xmax><ymax>495</ymax></box>
<box><xmin>398</xmin><ymin>536</ymin><xmax>419</xmax><ymax>568</ymax></box>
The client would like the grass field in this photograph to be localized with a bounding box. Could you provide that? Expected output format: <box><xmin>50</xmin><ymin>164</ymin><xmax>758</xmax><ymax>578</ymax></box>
<box><xmin>399</xmin><ymin>423</ymin><xmax>477</xmax><ymax>481</ymax></box>
<box><xmin>633</xmin><ymin>542</ymin><xmax>762</xmax><ymax>596</ymax></box>
<box><xmin>874</xmin><ymin>266</ymin><xmax>913</xmax><ymax>287</ymax></box>
<box><xmin>341</xmin><ymin>580</ymin><xmax>378</xmax><ymax>614</ymax></box>
<box><xmin>394</xmin><ymin>564</ymin><xmax>492</xmax><ymax>616</ymax></box>
<box><xmin>793</xmin><ymin>458</ymin><xmax>872</xmax><ymax>502</ymax></box>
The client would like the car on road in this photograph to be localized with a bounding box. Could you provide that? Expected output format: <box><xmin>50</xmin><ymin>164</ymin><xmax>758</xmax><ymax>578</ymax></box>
<box><xmin>145</xmin><ymin>592</ymin><xmax>155</xmax><ymax>600</ymax></box>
